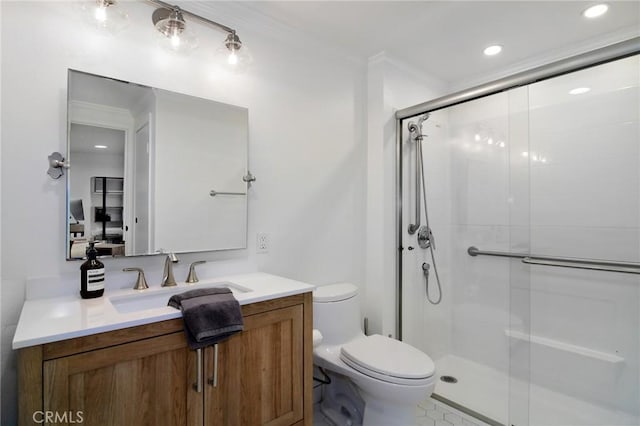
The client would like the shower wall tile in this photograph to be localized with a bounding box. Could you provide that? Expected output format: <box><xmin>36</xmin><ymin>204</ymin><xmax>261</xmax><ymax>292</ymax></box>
<box><xmin>529</xmin><ymin>87</ymin><xmax>638</xmax><ymax>134</ymax></box>
<box><xmin>530</xmin><ymin>226</ymin><xmax>640</xmax><ymax>262</ymax></box>
<box><xmin>530</xmin><ymin>123</ymin><xmax>639</xmax><ymax>228</ymax></box>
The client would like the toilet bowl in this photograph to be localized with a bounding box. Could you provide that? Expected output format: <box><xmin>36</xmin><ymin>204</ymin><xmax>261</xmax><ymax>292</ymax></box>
<box><xmin>313</xmin><ymin>283</ymin><xmax>436</xmax><ymax>426</ymax></box>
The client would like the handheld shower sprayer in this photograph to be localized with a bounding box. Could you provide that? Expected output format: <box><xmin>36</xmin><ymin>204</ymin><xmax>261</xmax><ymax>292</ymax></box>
<box><xmin>406</xmin><ymin>112</ymin><xmax>443</xmax><ymax>305</ymax></box>
<box><xmin>407</xmin><ymin>113</ymin><xmax>430</xmax><ymax>143</ymax></box>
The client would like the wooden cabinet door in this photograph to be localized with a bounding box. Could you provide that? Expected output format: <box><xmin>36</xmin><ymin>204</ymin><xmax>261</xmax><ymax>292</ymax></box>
<box><xmin>43</xmin><ymin>332</ymin><xmax>203</xmax><ymax>426</ymax></box>
<box><xmin>205</xmin><ymin>304</ymin><xmax>304</xmax><ymax>426</ymax></box>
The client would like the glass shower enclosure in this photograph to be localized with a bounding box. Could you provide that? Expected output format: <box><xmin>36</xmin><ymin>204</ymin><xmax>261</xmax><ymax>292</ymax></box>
<box><xmin>397</xmin><ymin>39</ymin><xmax>640</xmax><ymax>426</ymax></box>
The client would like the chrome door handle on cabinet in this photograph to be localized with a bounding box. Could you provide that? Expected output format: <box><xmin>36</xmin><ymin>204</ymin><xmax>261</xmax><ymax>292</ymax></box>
<box><xmin>207</xmin><ymin>344</ymin><xmax>219</xmax><ymax>387</ymax></box>
<box><xmin>193</xmin><ymin>348</ymin><xmax>202</xmax><ymax>393</ymax></box>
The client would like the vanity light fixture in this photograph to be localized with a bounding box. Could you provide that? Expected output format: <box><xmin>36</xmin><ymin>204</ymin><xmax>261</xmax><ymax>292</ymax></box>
<box><xmin>152</xmin><ymin>6</ymin><xmax>197</xmax><ymax>53</ymax></box>
<box><xmin>583</xmin><ymin>4</ymin><xmax>609</xmax><ymax>18</ymax></box>
<box><xmin>94</xmin><ymin>145</ymin><xmax>108</xmax><ymax>149</ymax></box>
<box><xmin>82</xmin><ymin>0</ymin><xmax>129</xmax><ymax>33</ymax></box>
<box><xmin>149</xmin><ymin>0</ymin><xmax>251</xmax><ymax>70</ymax></box>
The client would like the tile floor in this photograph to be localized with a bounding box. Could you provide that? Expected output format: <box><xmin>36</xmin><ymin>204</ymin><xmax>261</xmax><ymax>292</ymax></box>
<box><xmin>313</xmin><ymin>396</ymin><xmax>490</xmax><ymax>426</ymax></box>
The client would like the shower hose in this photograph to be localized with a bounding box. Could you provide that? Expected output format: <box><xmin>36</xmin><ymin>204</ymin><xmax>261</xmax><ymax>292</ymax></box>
<box><xmin>417</xmin><ymin>137</ymin><xmax>443</xmax><ymax>305</ymax></box>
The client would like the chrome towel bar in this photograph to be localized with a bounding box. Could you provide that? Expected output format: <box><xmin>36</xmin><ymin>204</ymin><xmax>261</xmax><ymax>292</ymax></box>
<box><xmin>209</xmin><ymin>190</ymin><xmax>246</xmax><ymax>197</ymax></box>
<box><xmin>467</xmin><ymin>246</ymin><xmax>640</xmax><ymax>275</ymax></box>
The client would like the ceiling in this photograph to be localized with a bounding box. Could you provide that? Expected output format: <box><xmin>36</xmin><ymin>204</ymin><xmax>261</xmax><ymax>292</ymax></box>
<box><xmin>70</xmin><ymin>124</ymin><xmax>126</xmax><ymax>155</ymax></box>
<box><xmin>241</xmin><ymin>1</ymin><xmax>640</xmax><ymax>85</ymax></box>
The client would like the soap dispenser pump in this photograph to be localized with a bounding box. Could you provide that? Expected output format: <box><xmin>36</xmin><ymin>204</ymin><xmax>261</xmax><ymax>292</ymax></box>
<box><xmin>80</xmin><ymin>242</ymin><xmax>105</xmax><ymax>299</ymax></box>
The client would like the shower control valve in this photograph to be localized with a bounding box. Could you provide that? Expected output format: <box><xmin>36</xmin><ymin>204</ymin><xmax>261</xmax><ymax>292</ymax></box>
<box><xmin>417</xmin><ymin>226</ymin><xmax>435</xmax><ymax>250</ymax></box>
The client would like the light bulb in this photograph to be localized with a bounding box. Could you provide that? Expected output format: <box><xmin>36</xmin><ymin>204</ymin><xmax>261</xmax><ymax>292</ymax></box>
<box><xmin>171</xmin><ymin>34</ymin><xmax>181</xmax><ymax>48</ymax></box>
<box><xmin>487</xmin><ymin>138</ymin><xmax>494</xmax><ymax>145</ymax></box>
<box><xmin>228</xmin><ymin>51</ymin><xmax>238</xmax><ymax>65</ymax></box>
<box><xmin>474</xmin><ymin>134</ymin><xmax>481</xmax><ymax>141</ymax></box>
<box><xmin>95</xmin><ymin>6</ymin><xmax>107</xmax><ymax>22</ymax></box>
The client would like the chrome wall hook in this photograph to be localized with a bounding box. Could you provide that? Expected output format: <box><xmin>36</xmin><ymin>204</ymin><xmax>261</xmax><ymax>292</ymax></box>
<box><xmin>47</xmin><ymin>152</ymin><xmax>69</xmax><ymax>179</ymax></box>
<box><xmin>242</xmin><ymin>171</ymin><xmax>256</xmax><ymax>183</ymax></box>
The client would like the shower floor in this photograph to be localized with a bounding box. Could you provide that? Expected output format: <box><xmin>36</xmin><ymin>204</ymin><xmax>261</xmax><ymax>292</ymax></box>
<box><xmin>434</xmin><ymin>355</ymin><xmax>639</xmax><ymax>426</ymax></box>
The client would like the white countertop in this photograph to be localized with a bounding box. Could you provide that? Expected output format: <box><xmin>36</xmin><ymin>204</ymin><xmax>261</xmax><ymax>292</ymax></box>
<box><xmin>13</xmin><ymin>272</ymin><xmax>315</xmax><ymax>349</ymax></box>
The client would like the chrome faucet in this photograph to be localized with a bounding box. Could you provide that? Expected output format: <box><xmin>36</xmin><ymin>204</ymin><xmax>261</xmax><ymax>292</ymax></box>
<box><xmin>123</xmin><ymin>267</ymin><xmax>149</xmax><ymax>290</ymax></box>
<box><xmin>161</xmin><ymin>253</ymin><xmax>179</xmax><ymax>287</ymax></box>
<box><xmin>186</xmin><ymin>261</ymin><xmax>207</xmax><ymax>284</ymax></box>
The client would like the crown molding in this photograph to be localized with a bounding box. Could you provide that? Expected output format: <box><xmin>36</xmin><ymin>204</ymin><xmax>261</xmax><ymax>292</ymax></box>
<box><xmin>176</xmin><ymin>1</ymin><xmax>365</xmax><ymax>68</ymax></box>
<box><xmin>367</xmin><ymin>51</ymin><xmax>448</xmax><ymax>94</ymax></box>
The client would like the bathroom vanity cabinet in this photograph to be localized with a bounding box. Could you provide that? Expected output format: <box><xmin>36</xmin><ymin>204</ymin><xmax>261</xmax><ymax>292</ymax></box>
<box><xmin>18</xmin><ymin>293</ymin><xmax>312</xmax><ymax>426</ymax></box>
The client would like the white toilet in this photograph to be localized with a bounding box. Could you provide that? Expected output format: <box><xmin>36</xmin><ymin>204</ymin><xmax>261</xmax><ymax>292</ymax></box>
<box><xmin>313</xmin><ymin>283</ymin><xmax>436</xmax><ymax>426</ymax></box>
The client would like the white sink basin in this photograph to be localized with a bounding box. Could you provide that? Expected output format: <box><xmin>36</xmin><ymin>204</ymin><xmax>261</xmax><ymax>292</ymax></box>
<box><xmin>110</xmin><ymin>282</ymin><xmax>252</xmax><ymax>314</ymax></box>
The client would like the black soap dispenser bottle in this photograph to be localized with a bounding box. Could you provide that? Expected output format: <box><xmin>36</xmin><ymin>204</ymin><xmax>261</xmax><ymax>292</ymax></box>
<box><xmin>80</xmin><ymin>242</ymin><xmax>105</xmax><ymax>299</ymax></box>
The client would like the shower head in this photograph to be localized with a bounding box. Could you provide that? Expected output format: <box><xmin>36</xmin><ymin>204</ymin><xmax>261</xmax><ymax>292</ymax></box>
<box><xmin>418</xmin><ymin>113</ymin><xmax>430</xmax><ymax>125</ymax></box>
<box><xmin>408</xmin><ymin>113</ymin><xmax>430</xmax><ymax>142</ymax></box>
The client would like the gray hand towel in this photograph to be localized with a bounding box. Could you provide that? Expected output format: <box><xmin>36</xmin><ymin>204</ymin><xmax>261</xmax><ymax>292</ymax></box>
<box><xmin>168</xmin><ymin>287</ymin><xmax>244</xmax><ymax>350</ymax></box>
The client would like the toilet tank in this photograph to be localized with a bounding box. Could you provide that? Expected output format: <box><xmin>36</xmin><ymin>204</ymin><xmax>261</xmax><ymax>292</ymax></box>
<box><xmin>313</xmin><ymin>283</ymin><xmax>362</xmax><ymax>346</ymax></box>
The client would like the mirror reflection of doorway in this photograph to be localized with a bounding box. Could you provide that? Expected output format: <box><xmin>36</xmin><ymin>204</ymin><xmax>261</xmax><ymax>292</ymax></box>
<box><xmin>133</xmin><ymin>121</ymin><xmax>151</xmax><ymax>255</ymax></box>
<box><xmin>68</xmin><ymin>123</ymin><xmax>126</xmax><ymax>258</ymax></box>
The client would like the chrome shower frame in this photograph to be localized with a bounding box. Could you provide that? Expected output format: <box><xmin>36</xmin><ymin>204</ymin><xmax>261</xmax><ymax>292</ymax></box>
<box><xmin>394</xmin><ymin>36</ymin><xmax>640</xmax><ymax>340</ymax></box>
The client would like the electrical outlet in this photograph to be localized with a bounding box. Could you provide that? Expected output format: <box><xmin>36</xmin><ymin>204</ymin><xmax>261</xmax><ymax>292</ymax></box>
<box><xmin>257</xmin><ymin>233</ymin><xmax>269</xmax><ymax>253</ymax></box>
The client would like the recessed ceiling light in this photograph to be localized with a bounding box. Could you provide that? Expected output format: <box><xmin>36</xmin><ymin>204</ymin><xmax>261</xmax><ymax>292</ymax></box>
<box><xmin>483</xmin><ymin>45</ymin><xmax>502</xmax><ymax>56</ymax></box>
<box><xmin>583</xmin><ymin>4</ymin><xmax>609</xmax><ymax>18</ymax></box>
<box><xmin>94</xmin><ymin>145</ymin><xmax>108</xmax><ymax>149</ymax></box>
<box><xmin>569</xmin><ymin>87</ymin><xmax>591</xmax><ymax>95</ymax></box>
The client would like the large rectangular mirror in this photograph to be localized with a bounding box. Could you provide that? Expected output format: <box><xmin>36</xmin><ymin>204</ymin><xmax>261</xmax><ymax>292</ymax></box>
<box><xmin>66</xmin><ymin>70</ymin><xmax>249</xmax><ymax>260</ymax></box>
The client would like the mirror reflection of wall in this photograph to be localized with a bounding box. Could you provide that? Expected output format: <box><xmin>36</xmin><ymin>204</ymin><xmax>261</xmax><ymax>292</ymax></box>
<box><xmin>67</xmin><ymin>70</ymin><xmax>249</xmax><ymax>260</ymax></box>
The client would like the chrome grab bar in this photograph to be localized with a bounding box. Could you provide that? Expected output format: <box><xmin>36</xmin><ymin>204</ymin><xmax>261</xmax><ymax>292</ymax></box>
<box><xmin>408</xmin><ymin>140</ymin><xmax>421</xmax><ymax>235</ymax></box>
<box><xmin>468</xmin><ymin>246</ymin><xmax>640</xmax><ymax>275</ymax></box>
<box><xmin>209</xmin><ymin>190</ymin><xmax>246</xmax><ymax>197</ymax></box>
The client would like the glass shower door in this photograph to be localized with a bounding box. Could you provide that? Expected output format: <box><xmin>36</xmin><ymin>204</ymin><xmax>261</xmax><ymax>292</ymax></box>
<box><xmin>524</xmin><ymin>55</ymin><xmax>640</xmax><ymax>426</ymax></box>
<box><xmin>400</xmin><ymin>86</ymin><xmax>532</xmax><ymax>426</ymax></box>
<box><xmin>400</xmin><ymin>52</ymin><xmax>639</xmax><ymax>426</ymax></box>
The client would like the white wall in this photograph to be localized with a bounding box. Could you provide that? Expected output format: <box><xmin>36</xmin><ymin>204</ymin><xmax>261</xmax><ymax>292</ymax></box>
<box><xmin>0</xmin><ymin>1</ymin><xmax>3</xmax><ymax>418</ymax></box>
<box><xmin>365</xmin><ymin>53</ymin><xmax>446</xmax><ymax>338</ymax></box>
<box><xmin>0</xmin><ymin>2</ymin><xmax>366</xmax><ymax>423</ymax></box>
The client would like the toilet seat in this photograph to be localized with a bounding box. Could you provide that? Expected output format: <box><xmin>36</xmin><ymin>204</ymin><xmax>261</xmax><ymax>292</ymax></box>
<box><xmin>340</xmin><ymin>335</ymin><xmax>435</xmax><ymax>386</ymax></box>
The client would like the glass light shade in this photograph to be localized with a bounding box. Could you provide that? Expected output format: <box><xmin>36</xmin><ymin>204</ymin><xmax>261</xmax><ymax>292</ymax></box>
<box><xmin>81</xmin><ymin>0</ymin><xmax>128</xmax><ymax>34</ymax></box>
<box><xmin>153</xmin><ymin>8</ymin><xmax>198</xmax><ymax>54</ymax></box>
<box><xmin>215</xmin><ymin>43</ymin><xmax>253</xmax><ymax>74</ymax></box>
<box><xmin>155</xmin><ymin>27</ymin><xmax>198</xmax><ymax>54</ymax></box>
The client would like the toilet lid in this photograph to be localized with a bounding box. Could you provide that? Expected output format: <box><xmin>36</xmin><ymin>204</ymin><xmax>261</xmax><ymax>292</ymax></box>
<box><xmin>313</xmin><ymin>283</ymin><xmax>358</xmax><ymax>303</ymax></box>
<box><xmin>340</xmin><ymin>335</ymin><xmax>435</xmax><ymax>380</ymax></box>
